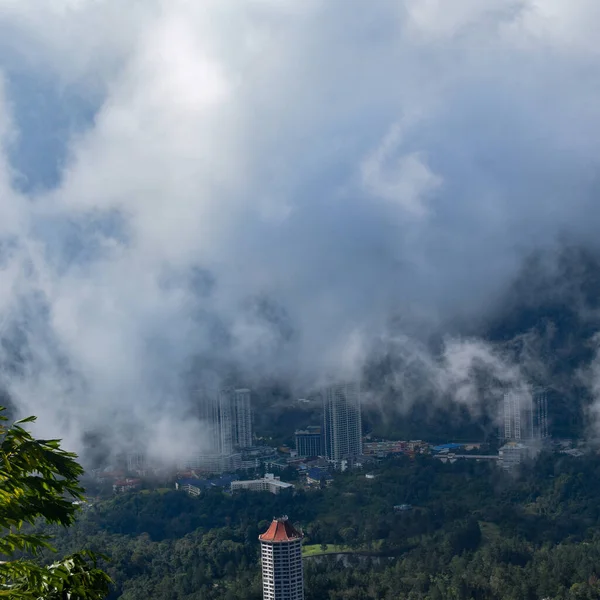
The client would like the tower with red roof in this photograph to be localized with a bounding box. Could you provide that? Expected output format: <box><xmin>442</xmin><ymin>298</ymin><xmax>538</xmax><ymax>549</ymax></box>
<box><xmin>259</xmin><ymin>516</ymin><xmax>304</xmax><ymax>600</ymax></box>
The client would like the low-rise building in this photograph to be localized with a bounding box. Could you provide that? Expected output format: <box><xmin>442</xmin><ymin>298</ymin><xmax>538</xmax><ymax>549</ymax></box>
<box><xmin>306</xmin><ymin>467</ymin><xmax>333</xmax><ymax>485</ymax></box>
<box><xmin>499</xmin><ymin>442</ymin><xmax>532</xmax><ymax>470</ymax></box>
<box><xmin>295</xmin><ymin>426</ymin><xmax>323</xmax><ymax>457</ymax></box>
<box><xmin>113</xmin><ymin>478</ymin><xmax>141</xmax><ymax>494</ymax></box>
<box><xmin>175</xmin><ymin>474</ymin><xmax>239</xmax><ymax>496</ymax></box>
<box><xmin>239</xmin><ymin>446</ymin><xmax>278</xmax><ymax>470</ymax></box>
<box><xmin>363</xmin><ymin>440</ymin><xmax>407</xmax><ymax>457</ymax></box>
<box><xmin>95</xmin><ymin>468</ymin><xmax>125</xmax><ymax>483</ymax></box>
<box><xmin>264</xmin><ymin>458</ymin><xmax>289</xmax><ymax>472</ymax></box>
<box><xmin>231</xmin><ymin>473</ymin><xmax>293</xmax><ymax>495</ymax></box>
<box><xmin>180</xmin><ymin>453</ymin><xmax>241</xmax><ymax>474</ymax></box>
<box><xmin>433</xmin><ymin>453</ymin><xmax>499</xmax><ymax>464</ymax></box>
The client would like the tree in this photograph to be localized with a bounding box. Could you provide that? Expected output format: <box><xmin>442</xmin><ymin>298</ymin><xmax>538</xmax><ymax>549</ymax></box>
<box><xmin>0</xmin><ymin>407</ymin><xmax>111</xmax><ymax>598</ymax></box>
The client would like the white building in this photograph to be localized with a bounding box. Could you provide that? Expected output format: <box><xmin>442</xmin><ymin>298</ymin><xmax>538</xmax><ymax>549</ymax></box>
<box><xmin>231</xmin><ymin>473</ymin><xmax>293</xmax><ymax>495</ymax></box>
<box><xmin>499</xmin><ymin>442</ymin><xmax>532</xmax><ymax>470</ymax></box>
<box><xmin>259</xmin><ymin>516</ymin><xmax>304</xmax><ymax>600</ymax></box>
<box><xmin>323</xmin><ymin>382</ymin><xmax>362</xmax><ymax>462</ymax></box>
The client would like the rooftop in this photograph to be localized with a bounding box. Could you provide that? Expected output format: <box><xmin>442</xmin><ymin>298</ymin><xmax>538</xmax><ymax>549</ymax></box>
<box><xmin>259</xmin><ymin>516</ymin><xmax>303</xmax><ymax>543</ymax></box>
<box><xmin>307</xmin><ymin>467</ymin><xmax>333</xmax><ymax>480</ymax></box>
<box><xmin>176</xmin><ymin>474</ymin><xmax>239</xmax><ymax>489</ymax></box>
<box><xmin>432</xmin><ymin>443</ymin><xmax>464</xmax><ymax>452</ymax></box>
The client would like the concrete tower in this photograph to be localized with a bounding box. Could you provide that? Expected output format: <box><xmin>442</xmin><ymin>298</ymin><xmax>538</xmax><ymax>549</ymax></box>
<box><xmin>259</xmin><ymin>516</ymin><xmax>304</xmax><ymax>600</ymax></box>
<box><xmin>323</xmin><ymin>382</ymin><xmax>362</xmax><ymax>462</ymax></box>
<box><xmin>532</xmin><ymin>388</ymin><xmax>549</xmax><ymax>440</ymax></box>
<box><xmin>197</xmin><ymin>388</ymin><xmax>222</xmax><ymax>453</ymax></box>
<box><xmin>218</xmin><ymin>389</ymin><xmax>234</xmax><ymax>455</ymax></box>
<box><xmin>232</xmin><ymin>388</ymin><xmax>253</xmax><ymax>449</ymax></box>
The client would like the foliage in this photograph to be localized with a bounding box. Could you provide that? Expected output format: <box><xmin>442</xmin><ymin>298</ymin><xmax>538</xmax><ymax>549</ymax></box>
<box><xmin>25</xmin><ymin>451</ymin><xmax>600</xmax><ymax>599</ymax></box>
<box><xmin>0</xmin><ymin>407</ymin><xmax>111</xmax><ymax>598</ymax></box>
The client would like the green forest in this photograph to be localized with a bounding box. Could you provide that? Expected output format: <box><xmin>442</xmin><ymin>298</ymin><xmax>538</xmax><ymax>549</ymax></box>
<box><xmin>30</xmin><ymin>452</ymin><xmax>600</xmax><ymax>599</ymax></box>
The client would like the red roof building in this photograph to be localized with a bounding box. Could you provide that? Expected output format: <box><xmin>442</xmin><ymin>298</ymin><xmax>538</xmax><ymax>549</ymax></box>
<box><xmin>259</xmin><ymin>517</ymin><xmax>303</xmax><ymax>542</ymax></box>
<box><xmin>259</xmin><ymin>517</ymin><xmax>304</xmax><ymax>599</ymax></box>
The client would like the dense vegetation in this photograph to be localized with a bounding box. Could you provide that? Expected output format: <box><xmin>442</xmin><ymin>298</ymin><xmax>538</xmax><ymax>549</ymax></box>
<box><xmin>0</xmin><ymin>409</ymin><xmax>110</xmax><ymax>598</ymax></box>
<box><xmin>29</xmin><ymin>452</ymin><xmax>600</xmax><ymax>599</ymax></box>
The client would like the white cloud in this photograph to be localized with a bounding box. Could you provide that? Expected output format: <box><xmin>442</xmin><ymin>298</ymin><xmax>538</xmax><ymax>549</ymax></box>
<box><xmin>361</xmin><ymin>122</ymin><xmax>442</xmax><ymax>217</ymax></box>
<box><xmin>0</xmin><ymin>0</ymin><xmax>599</xmax><ymax>456</ymax></box>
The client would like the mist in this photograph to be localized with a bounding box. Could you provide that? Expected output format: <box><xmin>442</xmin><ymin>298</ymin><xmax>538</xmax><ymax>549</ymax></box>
<box><xmin>1</xmin><ymin>0</ymin><xmax>600</xmax><ymax>462</ymax></box>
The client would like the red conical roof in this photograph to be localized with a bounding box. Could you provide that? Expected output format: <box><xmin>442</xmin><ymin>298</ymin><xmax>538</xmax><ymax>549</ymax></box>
<box><xmin>259</xmin><ymin>516</ymin><xmax>303</xmax><ymax>542</ymax></box>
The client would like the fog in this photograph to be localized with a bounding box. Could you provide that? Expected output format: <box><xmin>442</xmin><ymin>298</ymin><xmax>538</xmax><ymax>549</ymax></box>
<box><xmin>1</xmin><ymin>0</ymin><xmax>600</xmax><ymax>461</ymax></box>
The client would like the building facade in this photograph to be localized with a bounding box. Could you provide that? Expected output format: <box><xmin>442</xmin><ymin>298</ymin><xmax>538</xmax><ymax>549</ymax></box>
<box><xmin>180</xmin><ymin>452</ymin><xmax>241</xmax><ymax>474</ymax></box>
<box><xmin>232</xmin><ymin>388</ymin><xmax>253</xmax><ymax>449</ymax></box>
<box><xmin>231</xmin><ymin>473</ymin><xmax>293</xmax><ymax>494</ymax></box>
<box><xmin>499</xmin><ymin>442</ymin><xmax>531</xmax><ymax>470</ymax></box>
<box><xmin>295</xmin><ymin>426</ymin><xmax>323</xmax><ymax>457</ymax></box>
<box><xmin>126</xmin><ymin>452</ymin><xmax>146</xmax><ymax>475</ymax></box>
<box><xmin>532</xmin><ymin>388</ymin><xmax>549</xmax><ymax>440</ymax></box>
<box><xmin>323</xmin><ymin>382</ymin><xmax>362</xmax><ymax>462</ymax></box>
<box><xmin>197</xmin><ymin>388</ymin><xmax>224</xmax><ymax>453</ymax></box>
<box><xmin>503</xmin><ymin>391</ymin><xmax>530</xmax><ymax>441</ymax></box>
<box><xmin>259</xmin><ymin>516</ymin><xmax>304</xmax><ymax>600</ymax></box>
<box><xmin>502</xmin><ymin>389</ymin><xmax>549</xmax><ymax>442</ymax></box>
<box><xmin>190</xmin><ymin>387</ymin><xmax>253</xmax><ymax>472</ymax></box>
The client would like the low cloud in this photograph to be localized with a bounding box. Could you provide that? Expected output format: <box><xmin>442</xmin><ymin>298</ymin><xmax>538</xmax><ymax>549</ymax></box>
<box><xmin>0</xmin><ymin>1</ymin><xmax>599</xmax><ymax>459</ymax></box>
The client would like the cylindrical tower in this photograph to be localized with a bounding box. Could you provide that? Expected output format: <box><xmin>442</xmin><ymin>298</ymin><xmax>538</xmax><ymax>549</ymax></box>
<box><xmin>259</xmin><ymin>516</ymin><xmax>304</xmax><ymax>600</ymax></box>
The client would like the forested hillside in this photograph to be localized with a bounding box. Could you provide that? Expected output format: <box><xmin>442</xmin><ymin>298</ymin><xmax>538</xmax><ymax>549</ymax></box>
<box><xmin>31</xmin><ymin>453</ymin><xmax>600</xmax><ymax>599</ymax></box>
<box><xmin>363</xmin><ymin>246</ymin><xmax>600</xmax><ymax>443</ymax></box>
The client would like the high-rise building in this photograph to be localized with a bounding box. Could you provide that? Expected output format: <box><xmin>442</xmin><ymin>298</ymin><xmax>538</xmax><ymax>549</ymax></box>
<box><xmin>323</xmin><ymin>382</ymin><xmax>362</xmax><ymax>462</ymax></box>
<box><xmin>126</xmin><ymin>452</ymin><xmax>146</xmax><ymax>475</ymax></box>
<box><xmin>532</xmin><ymin>388</ymin><xmax>549</xmax><ymax>440</ymax></box>
<box><xmin>188</xmin><ymin>387</ymin><xmax>252</xmax><ymax>473</ymax></box>
<box><xmin>197</xmin><ymin>388</ymin><xmax>222</xmax><ymax>453</ymax></box>
<box><xmin>295</xmin><ymin>426</ymin><xmax>323</xmax><ymax>457</ymax></box>
<box><xmin>218</xmin><ymin>390</ymin><xmax>234</xmax><ymax>455</ymax></box>
<box><xmin>232</xmin><ymin>388</ymin><xmax>253</xmax><ymax>449</ymax></box>
<box><xmin>503</xmin><ymin>391</ymin><xmax>530</xmax><ymax>441</ymax></box>
<box><xmin>197</xmin><ymin>387</ymin><xmax>254</xmax><ymax>453</ymax></box>
<box><xmin>502</xmin><ymin>389</ymin><xmax>550</xmax><ymax>442</ymax></box>
<box><xmin>259</xmin><ymin>516</ymin><xmax>304</xmax><ymax>600</ymax></box>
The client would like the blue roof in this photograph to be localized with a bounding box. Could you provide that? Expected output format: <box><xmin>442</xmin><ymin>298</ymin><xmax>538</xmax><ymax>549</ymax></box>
<box><xmin>307</xmin><ymin>467</ymin><xmax>332</xmax><ymax>480</ymax></box>
<box><xmin>178</xmin><ymin>478</ymin><xmax>202</xmax><ymax>487</ymax></box>
<box><xmin>432</xmin><ymin>443</ymin><xmax>463</xmax><ymax>452</ymax></box>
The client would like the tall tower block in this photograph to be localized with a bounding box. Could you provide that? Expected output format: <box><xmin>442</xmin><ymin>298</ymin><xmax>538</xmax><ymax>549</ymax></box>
<box><xmin>323</xmin><ymin>382</ymin><xmax>362</xmax><ymax>461</ymax></box>
<box><xmin>259</xmin><ymin>516</ymin><xmax>304</xmax><ymax>600</ymax></box>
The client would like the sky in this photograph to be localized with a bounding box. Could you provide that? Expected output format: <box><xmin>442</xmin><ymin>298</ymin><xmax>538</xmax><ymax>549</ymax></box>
<box><xmin>1</xmin><ymin>0</ymin><xmax>600</xmax><ymax>461</ymax></box>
